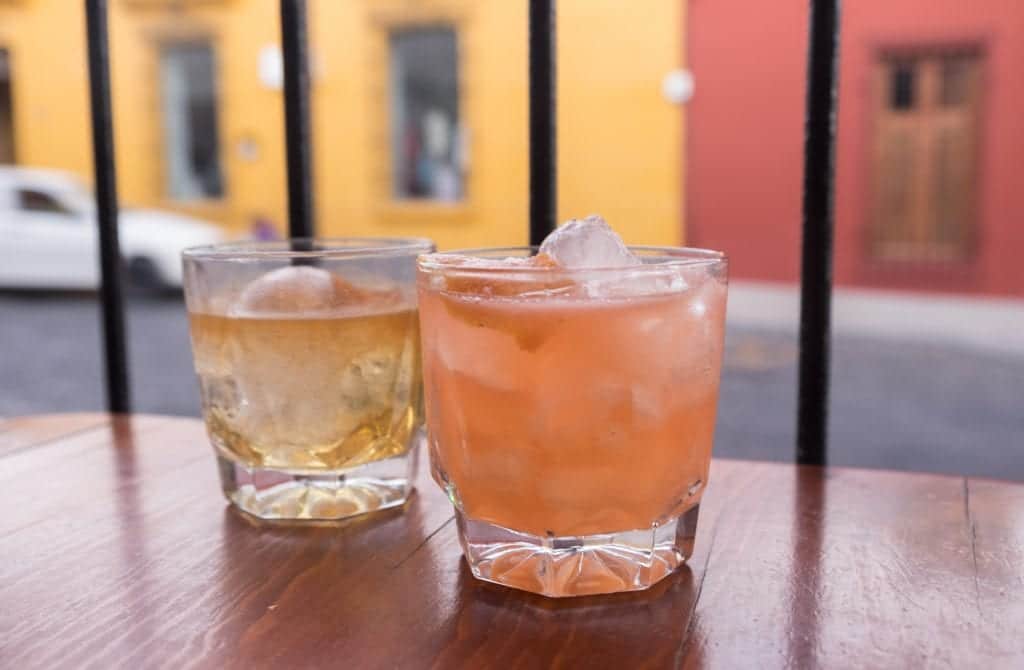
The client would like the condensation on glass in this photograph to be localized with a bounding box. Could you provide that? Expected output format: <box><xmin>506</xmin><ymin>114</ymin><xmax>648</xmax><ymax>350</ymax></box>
<box><xmin>417</xmin><ymin>244</ymin><xmax>729</xmax><ymax>597</ymax></box>
<box><xmin>160</xmin><ymin>42</ymin><xmax>224</xmax><ymax>201</ymax></box>
<box><xmin>389</xmin><ymin>27</ymin><xmax>463</xmax><ymax>202</ymax></box>
<box><xmin>182</xmin><ymin>238</ymin><xmax>434</xmax><ymax>521</ymax></box>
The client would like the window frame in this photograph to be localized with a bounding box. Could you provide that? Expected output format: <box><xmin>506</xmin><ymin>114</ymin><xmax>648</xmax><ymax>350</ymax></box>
<box><xmin>132</xmin><ymin>16</ymin><xmax>230</xmax><ymax>217</ymax></box>
<box><xmin>0</xmin><ymin>46</ymin><xmax>16</xmax><ymax>165</ymax></box>
<box><xmin>388</xmin><ymin>25</ymin><xmax>463</xmax><ymax>204</ymax></box>
<box><xmin>367</xmin><ymin>4</ymin><xmax>475</xmax><ymax>226</ymax></box>
<box><xmin>157</xmin><ymin>38</ymin><xmax>226</xmax><ymax>203</ymax></box>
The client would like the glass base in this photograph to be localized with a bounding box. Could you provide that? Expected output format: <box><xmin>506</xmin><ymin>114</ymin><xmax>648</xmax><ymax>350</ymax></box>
<box><xmin>456</xmin><ymin>504</ymin><xmax>700</xmax><ymax>597</ymax></box>
<box><xmin>217</xmin><ymin>449</ymin><xmax>416</xmax><ymax>521</ymax></box>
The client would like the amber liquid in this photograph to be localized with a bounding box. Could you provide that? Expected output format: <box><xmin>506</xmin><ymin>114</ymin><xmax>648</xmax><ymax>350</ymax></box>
<box><xmin>189</xmin><ymin>308</ymin><xmax>421</xmax><ymax>472</ymax></box>
<box><xmin>419</xmin><ymin>284</ymin><xmax>726</xmax><ymax>537</ymax></box>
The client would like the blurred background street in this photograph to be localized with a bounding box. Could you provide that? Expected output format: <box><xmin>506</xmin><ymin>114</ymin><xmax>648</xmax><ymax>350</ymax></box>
<box><xmin>3</xmin><ymin>288</ymin><xmax>1021</xmax><ymax>480</ymax></box>
<box><xmin>1</xmin><ymin>1</ymin><xmax>1022</xmax><ymax>482</ymax></box>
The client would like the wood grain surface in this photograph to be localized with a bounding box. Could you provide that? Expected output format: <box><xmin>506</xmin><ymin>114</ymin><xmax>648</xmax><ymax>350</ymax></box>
<box><xmin>0</xmin><ymin>412</ymin><xmax>109</xmax><ymax>458</ymax></box>
<box><xmin>1</xmin><ymin>414</ymin><xmax>1021</xmax><ymax>669</ymax></box>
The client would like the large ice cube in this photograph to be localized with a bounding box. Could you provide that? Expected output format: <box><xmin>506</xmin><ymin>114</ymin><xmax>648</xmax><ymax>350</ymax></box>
<box><xmin>539</xmin><ymin>215</ymin><xmax>640</xmax><ymax>269</ymax></box>
<box><xmin>539</xmin><ymin>215</ymin><xmax>686</xmax><ymax>297</ymax></box>
<box><xmin>232</xmin><ymin>266</ymin><xmax>401</xmax><ymax>316</ymax></box>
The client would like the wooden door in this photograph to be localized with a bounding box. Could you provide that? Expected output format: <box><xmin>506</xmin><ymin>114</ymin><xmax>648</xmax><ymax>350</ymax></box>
<box><xmin>870</xmin><ymin>52</ymin><xmax>981</xmax><ymax>261</ymax></box>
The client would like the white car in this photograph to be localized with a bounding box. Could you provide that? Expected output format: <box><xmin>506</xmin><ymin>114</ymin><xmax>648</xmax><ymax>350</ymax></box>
<box><xmin>0</xmin><ymin>167</ymin><xmax>225</xmax><ymax>290</ymax></box>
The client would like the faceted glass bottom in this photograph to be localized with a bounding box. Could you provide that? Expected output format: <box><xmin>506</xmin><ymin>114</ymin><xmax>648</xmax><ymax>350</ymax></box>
<box><xmin>456</xmin><ymin>504</ymin><xmax>700</xmax><ymax>597</ymax></box>
<box><xmin>217</xmin><ymin>448</ymin><xmax>416</xmax><ymax>521</ymax></box>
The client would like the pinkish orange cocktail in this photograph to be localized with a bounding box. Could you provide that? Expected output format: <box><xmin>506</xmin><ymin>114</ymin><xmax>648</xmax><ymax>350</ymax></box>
<box><xmin>417</xmin><ymin>218</ymin><xmax>728</xmax><ymax>597</ymax></box>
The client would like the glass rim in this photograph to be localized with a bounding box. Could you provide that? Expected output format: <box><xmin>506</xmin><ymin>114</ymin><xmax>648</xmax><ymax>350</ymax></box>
<box><xmin>183</xmin><ymin>237</ymin><xmax>435</xmax><ymax>261</ymax></box>
<box><xmin>417</xmin><ymin>245</ymin><xmax>727</xmax><ymax>274</ymax></box>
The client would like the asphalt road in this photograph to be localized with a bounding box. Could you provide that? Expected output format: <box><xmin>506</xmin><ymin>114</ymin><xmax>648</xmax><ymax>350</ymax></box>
<box><xmin>2</xmin><ymin>292</ymin><xmax>1022</xmax><ymax>480</ymax></box>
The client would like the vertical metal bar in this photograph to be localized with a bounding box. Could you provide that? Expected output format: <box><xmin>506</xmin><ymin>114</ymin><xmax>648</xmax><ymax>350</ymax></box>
<box><xmin>280</xmin><ymin>0</ymin><xmax>315</xmax><ymax>240</ymax></box>
<box><xmin>797</xmin><ymin>0</ymin><xmax>841</xmax><ymax>465</ymax></box>
<box><xmin>529</xmin><ymin>0</ymin><xmax>556</xmax><ymax>245</ymax></box>
<box><xmin>85</xmin><ymin>0</ymin><xmax>130</xmax><ymax>414</ymax></box>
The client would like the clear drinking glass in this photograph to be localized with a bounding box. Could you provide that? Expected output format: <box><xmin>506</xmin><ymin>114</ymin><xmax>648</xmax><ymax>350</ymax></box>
<box><xmin>183</xmin><ymin>238</ymin><xmax>434</xmax><ymax>520</ymax></box>
<box><xmin>417</xmin><ymin>247</ymin><xmax>728</xmax><ymax>596</ymax></box>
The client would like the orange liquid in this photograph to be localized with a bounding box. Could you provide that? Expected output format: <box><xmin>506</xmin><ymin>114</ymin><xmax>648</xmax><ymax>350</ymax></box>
<box><xmin>419</xmin><ymin>282</ymin><xmax>727</xmax><ymax>537</ymax></box>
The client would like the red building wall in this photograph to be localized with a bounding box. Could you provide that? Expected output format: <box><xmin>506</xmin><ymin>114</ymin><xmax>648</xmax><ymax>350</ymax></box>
<box><xmin>687</xmin><ymin>0</ymin><xmax>1024</xmax><ymax>296</ymax></box>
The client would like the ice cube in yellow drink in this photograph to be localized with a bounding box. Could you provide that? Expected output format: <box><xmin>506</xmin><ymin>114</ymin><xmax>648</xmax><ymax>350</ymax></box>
<box><xmin>189</xmin><ymin>307</ymin><xmax>421</xmax><ymax>471</ymax></box>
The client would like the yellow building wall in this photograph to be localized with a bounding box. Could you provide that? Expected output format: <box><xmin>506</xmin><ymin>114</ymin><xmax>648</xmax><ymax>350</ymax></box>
<box><xmin>0</xmin><ymin>0</ymin><xmax>684</xmax><ymax>249</ymax></box>
<box><xmin>0</xmin><ymin>0</ymin><xmax>93</xmax><ymax>178</ymax></box>
<box><xmin>559</xmin><ymin>0</ymin><xmax>684</xmax><ymax>247</ymax></box>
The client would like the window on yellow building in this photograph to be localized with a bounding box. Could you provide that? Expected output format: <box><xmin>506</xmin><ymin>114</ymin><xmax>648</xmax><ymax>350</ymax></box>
<box><xmin>0</xmin><ymin>49</ymin><xmax>15</xmax><ymax>164</ymax></box>
<box><xmin>389</xmin><ymin>27</ymin><xmax>463</xmax><ymax>202</ymax></box>
<box><xmin>160</xmin><ymin>42</ymin><xmax>224</xmax><ymax>200</ymax></box>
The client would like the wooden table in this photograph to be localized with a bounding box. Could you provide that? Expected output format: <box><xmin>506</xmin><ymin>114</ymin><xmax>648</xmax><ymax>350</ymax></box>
<box><xmin>2</xmin><ymin>414</ymin><xmax>1022</xmax><ymax>669</ymax></box>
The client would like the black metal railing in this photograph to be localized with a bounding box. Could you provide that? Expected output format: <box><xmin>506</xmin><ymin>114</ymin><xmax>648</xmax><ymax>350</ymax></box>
<box><xmin>84</xmin><ymin>0</ymin><xmax>840</xmax><ymax>464</ymax></box>
<box><xmin>797</xmin><ymin>0</ymin><xmax>840</xmax><ymax>466</ymax></box>
<box><xmin>528</xmin><ymin>0</ymin><xmax>557</xmax><ymax>245</ymax></box>
<box><xmin>85</xmin><ymin>0</ymin><xmax>130</xmax><ymax>413</ymax></box>
<box><xmin>280</xmin><ymin>0</ymin><xmax>315</xmax><ymax>241</ymax></box>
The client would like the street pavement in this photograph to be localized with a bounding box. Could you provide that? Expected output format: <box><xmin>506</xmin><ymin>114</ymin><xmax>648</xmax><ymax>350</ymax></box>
<box><xmin>2</xmin><ymin>290</ymin><xmax>1022</xmax><ymax>480</ymax></box>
